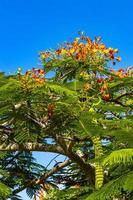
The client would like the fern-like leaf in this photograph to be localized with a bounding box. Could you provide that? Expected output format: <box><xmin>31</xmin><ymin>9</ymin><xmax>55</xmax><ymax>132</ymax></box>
<box><xmin>0</xmin><ymin>182</ymin><xmax>11</xmax><ymax>199</ymax></box>
<box><xmin>92</xmin><ymin>136</ymin><xmax>103</xmax><ymax>157</ymax></box>
<box><xmin>85</xmin><ymin>171</ymin><xmax>133</xmax><ymax>200</ymax></box>
<box><xmin>95</xmin><ymin>163</ymin><xmax>104</xmax><ymax>190</ymax></box>
<box><xmin>102</xmin><ymin>148</ymin><xmax>133</xmax><ymax>167</ymax></box>
<box><xmin>92</xmin><ymin>136</ymin><xmax>104</xmax><ymax>189</ymax></box>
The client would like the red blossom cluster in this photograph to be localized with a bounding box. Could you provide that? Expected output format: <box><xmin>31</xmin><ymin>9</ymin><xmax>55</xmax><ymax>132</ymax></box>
<box><xmin>18</xmin><ymin>67</ymin><xmax>45</xmax><ymax>85</ymax></box>
<box><xmin>110</xmin><ymin>67</ymin><xmax>133</xmax><ymax>78</ymax></box>
<box><xmin>96</xmin><ymin>67</ymin><xmax>133</xmax><ymax>101</ymax></box>
<box><xmin>98</xmin><ymin>80</ymin><xmax>111</xmax><ymax>101</ymax></box>
<box><xmin>40</xmin><ymin>35</ymin><xmax>121</xmax><ymax>65</ymax></box>
<box><xmin>30</xmin><ymin>68</ymin><xmax>45</xmax><ymax>83</ymax></box>
<box><xmin>47</xmin><ymin>103</ymin><xmax>55</xmax><ymax>119</ymax></box>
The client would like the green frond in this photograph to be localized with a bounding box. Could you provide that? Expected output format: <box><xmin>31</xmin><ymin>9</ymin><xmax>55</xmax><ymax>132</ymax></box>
<box><xmin>108</xmin><ymin>77</ymin><xmax>133</xmax><ymax>89</ymax></box>
<box><xmin>75</xmin><ymin>112</ymin><xmax>104</xmax><ymax>137</ymax></box>
<box><xmin>91</xmin><ymin>137</ymin><xmax>104</xmax><ymax>189</ymax></box>
<box><xmin>85</xmin><ymin>171</ymin><xmax>133</xmax><ymax>200</ymax></box>
<box><xmin>0</xmin><ymin>77</ymin><xmax>19</xmax><ymax>101</ymax></box>
<box><xmin>107</xmin><ymin>129</ymin><xmax>133</xmax><ymax>148</ymax></box>
<box><xmin>48</xmin><ymin>186</ymin><xmax>92</xmax><ymax>200</ymax></box>
<box><xmin>0</xmin><ymin>152</ymin><xmax>7</xmax><ymax>159</ymax></box>
<box><xmin>0</xmin><ymin>182</ymin><xmax>11</xmax><ymax>199</ymax></box>
<box><xmin>102</xmin><ymin>148</ymin><xmax>133</xmax><ymax>167</ymax></box>
<box><xmin>96</xmin><ymin>102</ymin><xmax>127</xmax><ymax>112</ymax></box>
<box><xmin>123</xmin><ymin>171</ymin><xmax>133</xmax><ymax>192</ymax></box>
<box><xmin>95</xmin><ymin>163</ymin><xmax>104</xmax><ymax>189</ymax></box>
<box><xmin>46</xmin><ymin>82</ymin><xmax>77</xmax><ymax>97</ymax></box>
<box><xmin>0</xmin><ymin>169</ymin><xmax>9</xmax><ymax>177</ymax></box>
<box><xmin>92</xmin><ymin>136</ymin><xmax>103</xmax><ymax>158</ymax></box>
<box><xmin>65</xmin><ymin>80</ymin><xmax>85</xmax><ymax>91</ymax></box>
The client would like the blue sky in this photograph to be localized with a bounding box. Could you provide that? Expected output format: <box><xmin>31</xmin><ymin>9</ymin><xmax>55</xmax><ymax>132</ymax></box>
<box><xmin>1</xmin><ymin>0</ymin><xmax>133</xmax><ymax>199</ymax></box>
<box><xmin>0</xmin><ymin>0</ymin><xmax>133</xmax><ymax>75</ymax></box>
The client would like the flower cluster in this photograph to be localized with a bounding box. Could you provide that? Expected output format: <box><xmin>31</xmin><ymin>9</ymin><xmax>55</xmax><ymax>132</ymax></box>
<box><xmin>30</xmin><ymin>68</ymin><xmax>45</xmax><ymax>83</ymax></box>
<box><xmin>97</xmin><ymin>67</ymin><xmax>133</xmax><ymax>101</ymax></box>
<box><xmin>110</xmin><ymin>67</ymin><xmax>133</xmax><ymax>78</ymax></box>
<box><xmin>47</xmin><ymin>103</ymin><xmax>55</xmax><ymax>119</ymax></box>
<box><xmin>96</xmin><ymin>78</ymin><xmax>110</xmax><ymax>101</ymax></box>
<box><xmin>18</xmin><ymin>68</ymin><xmax>45</xmax><ymax>83</ymax></box>
<box><xmin>17</xmin><ymin>68</ymin><xmax>45</xmax><ymax>91</ymax></box>
<box><xmin>40</xmin><ymin>34</ymin><xmax>121</xmax><ymax>66</ymax></box>
<box><xmin>41</xmin><ymin>51</ymin><xmax>51</xmax><ymax>60</ymax></box>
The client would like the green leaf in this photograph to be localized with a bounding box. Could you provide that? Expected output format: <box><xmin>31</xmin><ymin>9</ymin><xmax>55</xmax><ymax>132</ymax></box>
<box><xmin>102</xmin><ymin>149</ymin><xmax>133</xmax><ymax>167</ymax></box>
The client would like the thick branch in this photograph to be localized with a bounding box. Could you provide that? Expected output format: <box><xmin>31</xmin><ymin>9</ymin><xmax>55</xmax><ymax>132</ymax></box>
<box><xmin>55</xmin><ymin>135</ymin><xmax>95</xmax><ymax>183</ymax></box>
<box><xmin>0</xmin><ymin>142</ymin><xmax>64</xmax><ymax>154</ymax></box>
<box><xmin>67</xmin><ymin>150</ymin><xmax>95</xmax><ymax>183</ymax></box>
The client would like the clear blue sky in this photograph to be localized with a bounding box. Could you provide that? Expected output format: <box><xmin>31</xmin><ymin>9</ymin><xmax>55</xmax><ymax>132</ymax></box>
<box><xmin>0</xmin><ymin>0</ymin><xmax>133</xmax><ymax>75</ymax></box>
<box><xmin>1</xmin><ymin>0</ymin><xmax>133</xmax><ymax>199</ymax></box>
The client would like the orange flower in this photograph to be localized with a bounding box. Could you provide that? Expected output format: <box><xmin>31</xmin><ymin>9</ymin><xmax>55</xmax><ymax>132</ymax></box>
<box><xmin>118</xmin><ymin>69</ymin><xmax>124</xmax><ymax>72</ymax></box>
<box><xmin>114</xmin><ymin>48</ymin><xmax>118</xmax><ymax>53</ymax></box>
<box><xmin>72</xmin><ymin>37</ymin><xmax>80</xmax><ymax>46</ymax></box>
<box><xmin>75</xmin><ymin>52</ymin><xmax>81</xmax><ymax>60</ymax></box>
<box><xmin>108</xmin><ymin>48</ymin><xmax>114</xmax><ymax>54</ymax></box>
<box><xmin>102</xmin><ymin>94</ymin><xmax>110</xmax><ymax>101</ymax></box>
<box><xmin>97</xmin><ymin>78</ymin><xmax>104</xmax><ymax>84</ymax></box>
<box><xmin>83</xmin><ymin>83</ymin><xmax>92</xmax><ymax>91</ymax></box>
<box><xmin>86</xmin><ymin>37</ymin><xmax>92</xmax><ymax>45</ymax></box>
<box><xmin>100</xmin><ymin>81</ymin><xmax>108</xmax><ymax>94</ymax></box>
<box><xmin>99</xmin><ymin>44</ymin><xmax>105</xmax><ymax>50</ymax></box>
<box><xmin>116</xmin><ymin>57</ymin><xmax>121</xmax><ymax>62</ymax></box>
<box><xmin>56</xmin><ymin>49</ymin><xmax>62</xmax><ymax>55</ymax></box>
<box><xmin>108</xmin><ymin>76</ymin><xmax>114</xmax><ymax>81</ymax></box>
<box><xmin>69</xmin><ymin>48</ymin><xmax>75</xmax><ymax>54</ymax></box>
<box><xmin>40</xmin><ymin>34</ymin><xmax>121</xmax><ymax>69</ymax></box>
<box><xmin>110</xmin><ymin>53</ymin><xmax>114</xmax><ymax>59</ymax></box>
<box><xmin>98</xmin><ymin>66</ymin><xmax>104</xmax><ymax>71</ymax></box>
<box><xmin>37</xmin><ymin>69</ymin><xmax>44</xmax><ymax>76</ymax></box>
<box><xmin>102</xmin><ymin>82</ymin><xmax>108</xmax><ymax>90</ymax></box>
<box><xmin>41</xmin><ymin>52</ymin><xmax>50</xmax><ymax>59</ymax></box>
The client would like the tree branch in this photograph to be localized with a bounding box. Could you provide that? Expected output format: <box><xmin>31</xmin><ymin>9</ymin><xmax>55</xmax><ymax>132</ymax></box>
<box><xmin>13</xmin><ymin>159</ymin><xmax>72</xmax><ymax>195</ymax></box>
<box><xmin>0</xmin><ymin>142</ymin><xmax>64</xmax><ymax>154</ymax></box>
<box><xmin>115</xmin><ymin>92</ymin><xmax>133</xmax><ymax>101</ymax></box>
<box><xmin>36</xmin><ymin>159</ymin><xmax>72</xmax><ymax>185</ymax></box>
<box><xmin>67</xmin><ymin>150</ymin><xmax>95</xmax><ymax>183</ymax></box>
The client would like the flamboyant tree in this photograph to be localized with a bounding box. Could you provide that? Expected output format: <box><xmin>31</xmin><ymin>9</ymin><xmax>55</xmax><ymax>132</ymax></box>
<box><xmin>0</xmin><ymin>33</ymin><xmax>133</xmax><ymax>200</ymax></box>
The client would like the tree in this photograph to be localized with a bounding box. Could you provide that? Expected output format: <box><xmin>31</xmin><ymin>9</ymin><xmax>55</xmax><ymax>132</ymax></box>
<box><xmin>0</xmin><ymin>33</ymin><xmax>133</xmax><ymax>200</ymax></box>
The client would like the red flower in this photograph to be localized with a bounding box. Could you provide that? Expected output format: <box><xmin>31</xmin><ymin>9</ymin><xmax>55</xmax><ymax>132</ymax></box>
<box><xmin>102</xmin><ymin>94</ymin><xmax>110</xmax><ymax>101</ymax></box>
<box><xmin>56</xmin><ymin>49</ymin><xmax>62</xmax><ymax>55</ymax></box>
<box><xmin>108</xmin><ymin>76</ymin><xmax>114</xmax><ymax>81</ymax></box>
<box><xmin>110</xmin><ymin>54</ymin><xmax>114</xmax><ymax>59</ymax></box>
<box><xmin>97</xmin><ymin>78</ymin><xmax>104</xmax><ymax>84</ymax></box>
<box><xmin>109</xmin><ymin>49</ymin><xmax>114</xmax><ymax>54</ymax></box>
<box><xmin>47</xmin><ymin>104</ymin><xmax>55</xmax><ymax>119</ymax></box>
<box><xmin>118</xmin><ymin>69</ymin><xmax>124</xmax><ymax>72</ymax></box>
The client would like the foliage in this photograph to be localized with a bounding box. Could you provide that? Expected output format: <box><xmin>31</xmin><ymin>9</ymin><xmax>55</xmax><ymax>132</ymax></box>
<box><xmin>102</xmin><ymin>148</ymin><xmax>133</xmax><ymax>166</ymax></box>
<box><xmin>0</xmin><ymin>33</ymin><xmax>133</xmax><ymax>199</ymax></box>
<box><xmin>85</xmin><ymin>172</ymin><xmax>133</xmax><ymax>200</ymax></box>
